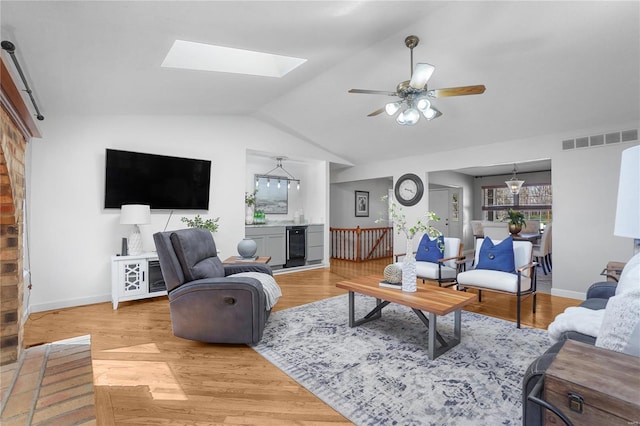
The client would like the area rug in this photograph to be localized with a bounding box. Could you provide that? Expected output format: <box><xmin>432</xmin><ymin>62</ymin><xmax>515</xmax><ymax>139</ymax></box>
<box><xmin>252</xmin><ymin>294</ymin><xmax>551</xmax><ymax>426</ymax></box>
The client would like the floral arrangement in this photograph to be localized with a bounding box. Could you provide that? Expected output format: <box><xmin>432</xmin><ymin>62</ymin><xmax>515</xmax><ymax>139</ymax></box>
<box><xmin>376</xmin><ymin>195</ymin><xmax>441</xmax><ymax>240</ymax></box>
<box><xmin>245</xmin><ymin>190</ymin><xmax>257</xmax><ymax>207</ymax></box>
<box><xmin>181</xmin><ymin>215</ymin><xmax>220</xmax><ymax>233</ymax></box>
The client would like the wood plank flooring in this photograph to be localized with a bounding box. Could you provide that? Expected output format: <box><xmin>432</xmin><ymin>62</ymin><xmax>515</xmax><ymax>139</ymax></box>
<box><xmin>20</xmin><ymin>258</ymin><xmax>581</xmax><ymax>425</ymax></box>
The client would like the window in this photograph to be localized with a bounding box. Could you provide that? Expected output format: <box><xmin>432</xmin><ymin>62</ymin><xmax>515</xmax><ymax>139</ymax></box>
<box><xmin>481</xmin><ymin>184</ymin><xmax>552</xmax><ymax>223</ymax></box>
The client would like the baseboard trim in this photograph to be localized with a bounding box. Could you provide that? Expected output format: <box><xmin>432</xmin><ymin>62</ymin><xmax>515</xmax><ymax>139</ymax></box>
<box><xmin>550</xmin><ymin>288</ymin><xmax>585</xmax><ymax>300</ymax></box>
<box><xmin>273</xmin><ymin>263</ymin><xmax>327</xmax><ymax>275</ymax></box>
<box><xmin>29</xmin><ymin>294</ymin><xmax>111</xmax><ymax>313</ymax></box>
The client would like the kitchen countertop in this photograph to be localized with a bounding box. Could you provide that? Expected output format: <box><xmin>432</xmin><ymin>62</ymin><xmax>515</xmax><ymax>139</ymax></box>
<box><xmin>245</xmin><ymin>222</ymin><xmax>324</xmax><ymax>228</ymax></box>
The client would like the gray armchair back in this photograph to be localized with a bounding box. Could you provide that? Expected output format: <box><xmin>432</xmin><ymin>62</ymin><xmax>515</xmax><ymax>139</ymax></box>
<box><xmin>153</xmin><ymin>228</ymin><xmax>273</xmax><ymax>344</ymax></box>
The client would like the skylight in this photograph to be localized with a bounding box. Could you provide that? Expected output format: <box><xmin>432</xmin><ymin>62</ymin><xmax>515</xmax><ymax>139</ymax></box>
<box><xmin>161</xmin><ymin>40</ymin><xmax>307</xmax><ymax>78</ymax></box>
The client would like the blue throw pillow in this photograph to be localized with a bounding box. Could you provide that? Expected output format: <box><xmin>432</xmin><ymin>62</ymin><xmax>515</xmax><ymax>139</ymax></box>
<box><xmin>415</xmin><ymin>235</ymin><xmax>445</xmax><ymax>263</ymax></box>
<box><xmin>476</xmin><ymin>237</ymin><xmax>516</xmax><ymax>274</ymax></box>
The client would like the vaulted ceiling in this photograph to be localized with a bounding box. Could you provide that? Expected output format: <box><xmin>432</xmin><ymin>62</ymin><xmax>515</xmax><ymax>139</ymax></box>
<box><xmin>2</xmin><ymin>1</ymin><xmax>638</xmax><ymax>166</ymax></box>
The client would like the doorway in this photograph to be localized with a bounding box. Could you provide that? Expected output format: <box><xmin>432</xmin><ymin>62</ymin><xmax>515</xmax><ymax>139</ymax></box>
<box><xmin>429</xmin><ymin>188</ymin><xmax>462</xmax><ymax>239</ymax></box>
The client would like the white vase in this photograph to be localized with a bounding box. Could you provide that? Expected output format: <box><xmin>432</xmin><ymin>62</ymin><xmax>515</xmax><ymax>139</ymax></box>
<box><xmin>245</xmin><ymin>205</ymin><xmax>254</xmax><ymax>225</ymax></box>
<box><xmin>402</xmin><ymin>238</ymin><xmax>417</xmax><ymax>292</ymax></box>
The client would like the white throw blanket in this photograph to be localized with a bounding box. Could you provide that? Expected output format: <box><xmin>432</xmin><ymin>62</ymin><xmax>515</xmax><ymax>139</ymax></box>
<box><xmin>231</xmin><ymin>272</ymin><xmax>282</xmax><ymax>310</ymax></box>
<box><xmin>547</xmin><ymin>306</ymin><xmax>605</xmax><ymax>343</ymax></box>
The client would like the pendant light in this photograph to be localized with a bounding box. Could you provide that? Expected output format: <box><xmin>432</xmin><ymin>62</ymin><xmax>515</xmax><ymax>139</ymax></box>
<box><xmin>505</xmin><ymin>164</ymin><xmax>525</xmax><ymax>195</ymax></box>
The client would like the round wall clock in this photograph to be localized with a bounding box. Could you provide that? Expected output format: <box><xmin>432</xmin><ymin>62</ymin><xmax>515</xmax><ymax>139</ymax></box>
<box><xmin>394</xmin><ymin>173</ymin><xmax>424</xmax><ymax>206</ymax></box>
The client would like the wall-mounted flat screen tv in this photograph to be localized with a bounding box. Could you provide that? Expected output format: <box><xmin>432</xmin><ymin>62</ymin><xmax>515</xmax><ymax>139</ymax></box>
<box><xmin>104</xmin><ymin>149</ymin><xmax>211</xmax><ymax>210</ymax></box>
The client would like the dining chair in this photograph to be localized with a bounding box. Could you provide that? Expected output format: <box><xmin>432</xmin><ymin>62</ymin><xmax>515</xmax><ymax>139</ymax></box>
<box><xmin>482</xmin><ymin>222</ymin><xmax>510</xmax><ymax>240</ymax></box>
<box><xmin>522</xmin><ymin>220</ymin><xmax>541</xmax><ymax>235</ymax></box>
<box><xmin>533</xmin><ymin>223</ymin><xmax>552</xmax><ymax>275</ymax></box>
<box><xmin>470</xmin><ymin>220</ymin><xmax>484</xmax><ymax>238</ymax></box>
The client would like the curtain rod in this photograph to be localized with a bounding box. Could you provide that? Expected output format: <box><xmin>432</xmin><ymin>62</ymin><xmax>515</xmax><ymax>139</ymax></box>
<box><xmin>1</xmin><ymin>40</ymin><xmax>44</xmax><ymax>121</ymax></box>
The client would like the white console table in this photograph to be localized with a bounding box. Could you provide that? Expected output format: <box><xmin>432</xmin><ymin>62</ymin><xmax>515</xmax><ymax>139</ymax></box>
<box><xmin>111</xmin><ymin>252</ymin><xmax>167</xmax><ymax>309</ymax></box>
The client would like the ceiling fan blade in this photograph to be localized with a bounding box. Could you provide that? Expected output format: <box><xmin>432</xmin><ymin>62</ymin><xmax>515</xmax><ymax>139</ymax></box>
<box><xmin>367</xmin><ymin>107</ymin><xmax>385</xmax><ymax>117</ymax></box>
<box><xmin>348</xmin><ymin>89</ymin><xmax>398</xmax><ymax>96</ymax></box>
<box><xmin>427</xmin><ymin>85</ymin><xmax>486</xmax><ymax>98</ymax></box>
<box><xmin>409</xmin><ymin>63</ymin><xmax>435</xmax><ymax>90</ymax></box>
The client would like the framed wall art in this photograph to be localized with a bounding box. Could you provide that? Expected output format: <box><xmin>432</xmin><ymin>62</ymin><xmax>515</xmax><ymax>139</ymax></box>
<box><xmin>355</xmin><ymin>190</ymin><xmax>369</xmax><ymax>217</ymax></box>
<box><xmin>255</xmin><ymin>176</ymin><xmax>288</xmax><ymax>214</ymax></box>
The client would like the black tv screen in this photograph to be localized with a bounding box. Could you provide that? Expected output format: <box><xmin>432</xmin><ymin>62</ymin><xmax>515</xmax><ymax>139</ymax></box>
<box><xmin>104</xmin><ymin>149</ymin><xmax>211</xmax><ymax>210</ymax></box>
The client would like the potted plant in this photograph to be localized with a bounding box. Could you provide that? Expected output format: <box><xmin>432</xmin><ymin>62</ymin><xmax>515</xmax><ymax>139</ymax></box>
<box><xmin>181</xmin><ymin>215</ymin><xmax>220</xmax><ymax>233</ymax></box>
<box><xmin>506</xmin><ymin>209</ymin><xmax>526</xmax><ymax>235</ymax></box>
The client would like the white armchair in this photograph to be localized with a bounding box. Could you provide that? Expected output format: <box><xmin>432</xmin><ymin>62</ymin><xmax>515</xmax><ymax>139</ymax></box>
<box><xmin>396</xmin><ymin>236</ymin><xmax>465</xmax><ymax>287</ymax></box>
<box><xmin>456</xmin><ymin>237</ymin><xmax>537</xmax><ymax>328</ymax></box>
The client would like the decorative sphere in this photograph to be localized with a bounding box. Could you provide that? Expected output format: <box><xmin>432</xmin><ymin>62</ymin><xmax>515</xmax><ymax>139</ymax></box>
<box><xmin>383</xmin><ymin>263</ymin><xmax>403</xmax><ymax>284</ymax></box>
<box><xmin>237</xmin><ymin>238</ymin><xmax>257</xmax><ymax>258</ymax></box>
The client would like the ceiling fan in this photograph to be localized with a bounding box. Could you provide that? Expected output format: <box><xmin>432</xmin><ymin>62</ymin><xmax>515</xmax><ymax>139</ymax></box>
<box><xmin>348</xmin><ymin>35</ymin><xmax>486</xmax><ymax>126</ymax></box>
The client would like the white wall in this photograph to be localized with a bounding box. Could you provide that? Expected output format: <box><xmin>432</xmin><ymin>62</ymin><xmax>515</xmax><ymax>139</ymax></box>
<box><xmin>26</xmin><ymin>114</ymin><xmax>340</xmax><ymax>312</ymax></box>
<box><xmin>26</xmin><ymin>113</ymin><xmax>638</xmax><ymax>311</ymax></box>
<box><xmin>330</xmin><ymin>178</ymin><xmax>392</xmax><ymax>229</ymax></box>
<box><xmin>333</xmin><ymin>123</ymin><xmax>639</xmax><ymax>299</ymax></box>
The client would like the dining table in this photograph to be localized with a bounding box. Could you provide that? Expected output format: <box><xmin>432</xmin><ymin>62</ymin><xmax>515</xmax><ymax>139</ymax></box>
<box><xmin>511</xmin><ymin>232</ymin><xmax>541</xmax><ymax>243</ymax></box>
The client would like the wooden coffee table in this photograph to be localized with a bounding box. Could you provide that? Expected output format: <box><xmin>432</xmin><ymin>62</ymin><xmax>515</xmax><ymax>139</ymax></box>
<box><xmin>336</xmin><ymin>275</ymin><xmax>478</xmax><ymax>360</ymax></box>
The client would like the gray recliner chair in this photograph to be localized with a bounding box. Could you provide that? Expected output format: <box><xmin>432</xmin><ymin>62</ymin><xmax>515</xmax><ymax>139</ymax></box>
<box><xmin>153</xmin><ymin>228</ymin><xmax>274</xmax><ymax>344</ymax></box>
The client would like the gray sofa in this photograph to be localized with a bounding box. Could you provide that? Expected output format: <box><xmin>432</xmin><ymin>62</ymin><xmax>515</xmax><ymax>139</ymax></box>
<box><xmin>521</xmin><ymin>280</ymin><xmax>616</xmax><ymax>425</ymax></box>
<box><xmin>153</xmin><ymin>228</ymin><xmax>275</xmax><ymax>344</ymax></box>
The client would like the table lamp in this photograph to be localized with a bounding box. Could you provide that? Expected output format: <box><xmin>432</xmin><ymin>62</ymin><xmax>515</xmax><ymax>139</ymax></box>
<box><xmin>120</xmin><ymin>204</ymin><xmax>151</xmax><ymax>255</ymax></box>
<box><xmin>614</xmin><ymin>145</ymin><xmax>640</xmax><ymax>255</ymax></box>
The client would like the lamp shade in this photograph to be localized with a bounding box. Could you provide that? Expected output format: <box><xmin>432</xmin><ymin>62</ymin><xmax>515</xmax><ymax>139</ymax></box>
<box><xmin>385</xmin><ymin>102</ymin><xmax>401</xmax><ymax>116</ymax></box>
<box><xmin>614</xmin><ymin>145</ymin><xmax>640</xmax><ymax>239</ymax></box>
<box><xmin>505</xmin><ymin>179</ymin><xmax>525</xmax><ymax>195</ymax></box>
<box><xmin>120</xmin><ymin>204</ymin><xmax>151</xmax><ymax>225</ymax></box>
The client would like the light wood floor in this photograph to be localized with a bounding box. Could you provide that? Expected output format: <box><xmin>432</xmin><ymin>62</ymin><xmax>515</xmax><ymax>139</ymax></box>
<box><xmin>23</xmin><ymin>258</ymin><xmax>580</xmax><ymax>425</ymax></box>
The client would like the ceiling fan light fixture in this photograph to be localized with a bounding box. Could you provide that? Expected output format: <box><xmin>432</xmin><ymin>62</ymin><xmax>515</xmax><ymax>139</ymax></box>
<box><xmin>397</xmin><ymin>108</ymin><xmax>420</xmax><ymax>125</ymax></box>
<box><xmin>415</xmin><ymin>96</ymin><xmax>431</xmax><ymax>113</ymax></box>
<box><xmin>409</xmin><ymin>63</ymin><xmax>435</xmax><ymax>90</ymax></box>
<box><xmin>385</xmin><ymin>102</ymin><xmax>401</xmax><ymax>116</ymax></box>
<box><xmin>423</xmin><ymin>106</ymin><xmax>442</xmax><ymax>120</ymax></box>
<box><xmin>348</xmin><ymin>35</ymin><xmax>486</xmax><ymax>126</ymax></box>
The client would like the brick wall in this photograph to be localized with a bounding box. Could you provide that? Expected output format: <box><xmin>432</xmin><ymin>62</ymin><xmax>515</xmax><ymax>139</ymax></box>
<box><xmin>0</xmin><ymin>106</ymin><xmax>26</xmax><ymax>365</ymax></box>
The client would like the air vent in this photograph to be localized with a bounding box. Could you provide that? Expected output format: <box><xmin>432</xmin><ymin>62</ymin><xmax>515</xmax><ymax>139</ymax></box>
<box><xmin>576</xmin><ymin>137</ymin><xmax>589</xmax><ymax>148</ymax></box>
<box><xmin>561</xmin><ymin>129</ymin><xmax>638</xmax><ymax>150</ymax></box>
<box><xmin>589</xmin><ymin>134</ymin><xmax>604</xmax><ymax>146</ymax></box>
<box><xmin>622</xmin><ymin>129</ymin><xmax>638</xmax><ymax>142</ymax></box>
<box><xmin>606</xmin><ymin>132</ymin><xmax>621</xmax><ymax>144</ymax></box>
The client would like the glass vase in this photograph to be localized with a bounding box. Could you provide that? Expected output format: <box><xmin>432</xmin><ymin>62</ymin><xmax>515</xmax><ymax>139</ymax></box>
<box><xmin>402</xmin><ymin>238</ymin><xmax>417</xmax><ymax>292</ymax></box>
<box><xmin>245</xmin><ymin>205</ymin><xmax>254</xmax><ymax>225</ymax></box>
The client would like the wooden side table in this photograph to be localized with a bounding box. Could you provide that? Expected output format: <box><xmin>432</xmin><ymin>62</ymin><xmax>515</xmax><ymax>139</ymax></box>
<box><xmin>222</xmin><ymin>256</ymin><xmax>271</xmax><ymax>265</ymax></box>
<box><xmin>542</xmin><ymin>340</ymin><xmax>640</xmax><ymax>425</ymax></box>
